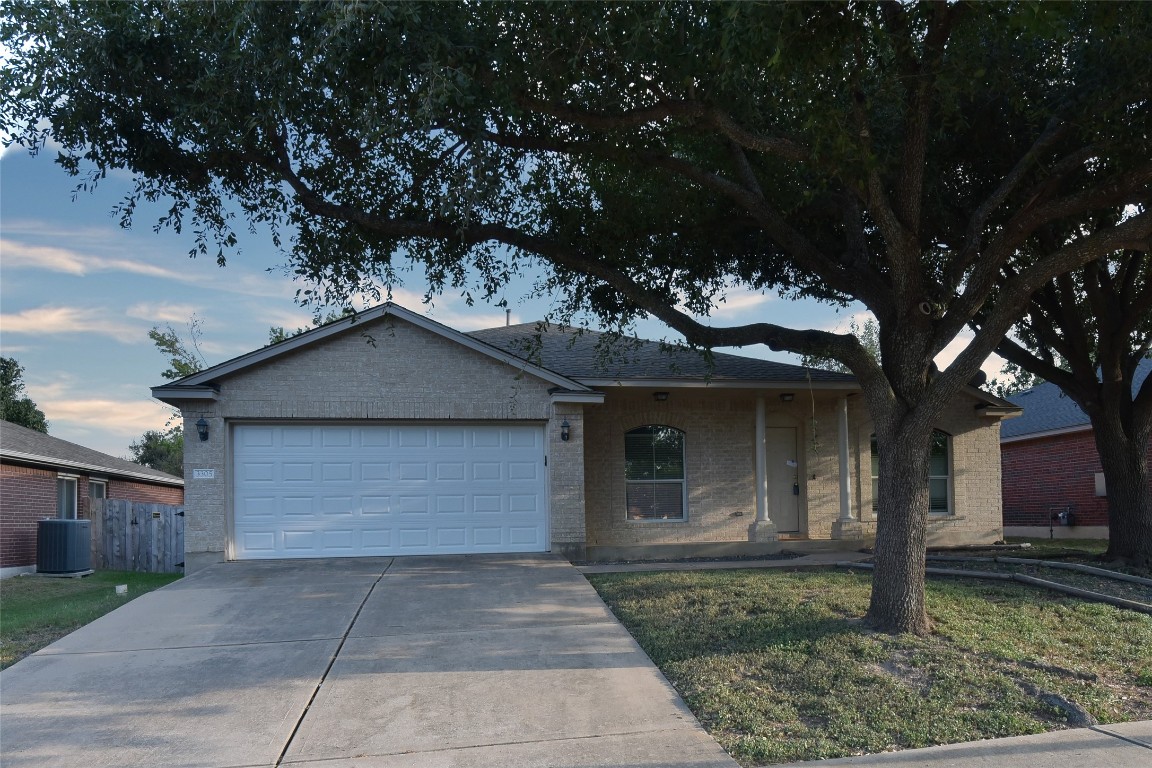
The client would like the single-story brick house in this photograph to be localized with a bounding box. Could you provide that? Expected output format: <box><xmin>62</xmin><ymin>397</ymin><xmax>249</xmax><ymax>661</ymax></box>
<box><xmin>1001</xmin><ymin>358</ymin><xmax>1152</xmax><ymax>539</ymax></box>
<box><xmin>152</xmin><ymin>303</ymin><xmax>1020</xmax><ymax>571</ymax></box>
<box><xmin>0</xmin><ymin>420</ymin><xmax>185</xmax><ymax>577</ymax></box>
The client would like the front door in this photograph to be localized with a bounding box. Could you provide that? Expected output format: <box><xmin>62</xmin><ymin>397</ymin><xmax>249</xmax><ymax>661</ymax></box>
<box><xmin>765</xmin><ymin>426</ymin><xmax>801</xmax><ymax>533</ymax></box>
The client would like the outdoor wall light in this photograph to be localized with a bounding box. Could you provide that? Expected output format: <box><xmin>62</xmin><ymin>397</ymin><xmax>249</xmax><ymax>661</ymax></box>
<box><xmin>653</xmin><ymin>391</ymin><xmax>670</xmax><ymax>402</ymax></box>
<box><xmin>560</xmin><ymin>420</ymin><xmax>571</xmax><ymax>442</ymax></box>
<box><xmin>779</xmin><ymin>393</ymin><xmax>795</xmax><ymax>403</ymax></box>
<box><xmin>195</xmin><ymin>417</ymin><xmax>210</xmax><ymax>442</ymax></box>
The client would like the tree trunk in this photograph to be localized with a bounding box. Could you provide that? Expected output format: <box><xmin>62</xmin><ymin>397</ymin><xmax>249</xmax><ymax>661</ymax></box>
<box><xmin>1092</xmin><ymin>415</ymin><xmax>1152</xmax><ymax>571</ymax></box>
<box><xmin>866</xmin><ymin>421</ymin><xmax>934</xmax><ymax>635</ymax></box>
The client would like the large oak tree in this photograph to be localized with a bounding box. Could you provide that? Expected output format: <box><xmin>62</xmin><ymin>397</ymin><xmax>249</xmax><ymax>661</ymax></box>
<box><xmin>4</xmin><ymin>1</ymin><xmax>1150</xmax><ymax>632</ymax></box>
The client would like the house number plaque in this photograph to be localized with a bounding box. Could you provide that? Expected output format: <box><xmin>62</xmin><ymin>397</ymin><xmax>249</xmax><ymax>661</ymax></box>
<box><xmin>192</xmin><ymin>469</ymin><xmax>215</xmax><ymax>479</ymax></box>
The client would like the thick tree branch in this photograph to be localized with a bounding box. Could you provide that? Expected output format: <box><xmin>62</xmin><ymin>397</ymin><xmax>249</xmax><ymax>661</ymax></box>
<box><xmin>945</xmin><ymin>116</ymin><xmax>1070</xmax><ymax>291</ymax></box>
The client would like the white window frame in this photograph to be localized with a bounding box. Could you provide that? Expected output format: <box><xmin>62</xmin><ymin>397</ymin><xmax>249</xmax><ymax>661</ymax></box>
<box><xmin>56</xmin><ymin>475</ymin><xmax>79</xmax><ymax>520</ymax></box>
<box><xmin>624</xmin><ymin>425</ymin><xmax>688</xmax><ymax>522</ymax></box>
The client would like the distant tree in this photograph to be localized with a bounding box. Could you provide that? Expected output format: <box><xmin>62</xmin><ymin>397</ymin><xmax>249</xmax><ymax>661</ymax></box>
<box><xmin>800</xmin><ymin>318</ymin><xmax>880</xmax><ymax>374</ymax></box>
<box><xmin>268</xmin><ymin>308</ymin><xmax>356</xmax><ymax>345</ymax></box>
<box><xmin>987</xmin><ymin>360</ymin><xmax>1045</xmax><ymax>399</ymax></box>
<box><xmin>135</xmin><ymin>316</ymin><xmax>209</xmax><ymax>476</ymax></box>
<box><xmin>128</xmin><ymin>427</ymin><xmax>184</xmax><ymax>477</ymax></box>
<box><xmin>0</xmin><ymin>357</ymin><xmax>48</xmax><ymax>432</ymax></box>
<box><xmin>149</xmin><ymin>316</ymin><xmax>206</xmax><ymax>381</ymax></box>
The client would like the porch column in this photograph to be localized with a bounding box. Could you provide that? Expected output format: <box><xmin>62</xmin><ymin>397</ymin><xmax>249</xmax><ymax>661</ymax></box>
<box><xmin>832</xmin><ymin>395</ymin><xmax>868</xmax><ymax>541</ymax></box>
<box><xmin>755</xmin><ymin>396</ymin><xmax>767</xmax><ymax>523</ymax></box>
<box><xmin>837</xmin><ymin>395</ymin><xmax>854</xmax><ymax>522</ymax></box>
<box><xmin>749</xmin><ymin>396</ymin><xmax>779</xmax><ymax>542</ymax></box>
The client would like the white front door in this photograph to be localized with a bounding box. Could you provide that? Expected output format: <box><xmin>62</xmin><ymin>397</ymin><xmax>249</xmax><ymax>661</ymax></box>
<box><xmin>232</xmin><ymin>423</ymin><xmax>547</xmax><ymax>559</ymax></box>
<box><xmin>765</xmin><ymin>426</ymin><xmax>801</xmax><ymax>533</ymax></box>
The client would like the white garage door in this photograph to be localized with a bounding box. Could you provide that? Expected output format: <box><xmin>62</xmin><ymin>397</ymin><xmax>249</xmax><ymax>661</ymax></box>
<box><xmin>232</xmin><ymin>424</ymin><xmax>548</xmax><ymax>559</ymax></box>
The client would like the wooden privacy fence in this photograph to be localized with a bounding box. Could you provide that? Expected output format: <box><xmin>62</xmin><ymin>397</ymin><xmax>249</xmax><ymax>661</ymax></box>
<box><xmin>90</xmin><ymin>499</ymin><xmax>184</xmax><ymax>573</ymax></box>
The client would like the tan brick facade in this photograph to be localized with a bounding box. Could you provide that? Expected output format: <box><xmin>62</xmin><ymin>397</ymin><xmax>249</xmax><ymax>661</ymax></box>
<box><xmin>172</xmin><ymin>315</ymin><xmax>574</xmax><ymax>561</ymax></box>
<box><xmin>168</xmin><ymin>311</ymin><xmax>1007</xmax><ymax>564</ymax></box>
<box><xmin>583</xmin><ymin>388</ymin><xmax>1005</xmax><ymax>551</ymax></box>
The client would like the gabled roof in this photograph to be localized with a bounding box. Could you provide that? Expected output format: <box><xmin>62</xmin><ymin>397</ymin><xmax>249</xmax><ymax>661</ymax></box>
<box><xmin>1001</xmin><ymin>358</ymin><xmax>1152</xmax><ymax>441</ymax></box>
<box><xmin>469</xmin><ymin>322</ymin><xmax>858</xmax><ymax>387</ymax></box>
<box><xmin>152</xmin><ymin>303</ymin><xmax>595</xmax><ymax>402</ymax></box>
<box><xmin>150</xmin><ymin>301</ymin><xmax>1017</xmax><ymax>410</ymax></box>
<box><xmin>0</xmin><ymin>420</ymin><xmax>184</xmax><ymax>486</ymax></box>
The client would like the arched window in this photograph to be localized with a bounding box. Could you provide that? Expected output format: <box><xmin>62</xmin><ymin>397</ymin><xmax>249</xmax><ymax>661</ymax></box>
<box><xmin>625</xmin><ymin>425</ymin><xmax>686</xmax><ymax>520</ymax></box>
<box><xmin>870</xmin><ymin>430</ymin><xmax>951</xmax><ymax>515</ymax></box>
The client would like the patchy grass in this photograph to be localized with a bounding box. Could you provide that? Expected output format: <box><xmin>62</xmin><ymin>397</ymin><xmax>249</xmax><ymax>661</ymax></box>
<box><xmin>588</xmin><ymin>568</ymin><xmax>1152</xmax><ymax>766</ymax></box>
<box><xmin>0</xmin><ymin>571</ymin><xmax>181</xmax><ymax>668</ymax></box>
<box><xmin>1003</xmin><ymin>537</ymin><xmax>1109</xmax><ymax>560</ymax></box>
<box><xmin>947</xmin><ymin>559</ymin><xmax>1152</xmax><ymax>605</ymax></box>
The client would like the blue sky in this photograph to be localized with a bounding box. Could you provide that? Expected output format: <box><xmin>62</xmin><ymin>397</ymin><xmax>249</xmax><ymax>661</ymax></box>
<box><xmin>1</xmin><ymin>145</ymin><xmax>1004</xmax><ymax>458</ymax></box>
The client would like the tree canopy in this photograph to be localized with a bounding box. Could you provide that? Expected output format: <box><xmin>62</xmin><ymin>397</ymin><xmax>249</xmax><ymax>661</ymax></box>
<box><xmin>128</xmin><ymin>427</ymin><xmax>184</xmax><ymax>478</ymax></box>
<box><xmin>0</xmin><ymin>357</ymin><xmax>48</xmax><ymax>433</ymax></box>
<box><xmin>4</xmin><ymin>1</ymin><xmax>1150</xmax><ymax>629</ymax></box>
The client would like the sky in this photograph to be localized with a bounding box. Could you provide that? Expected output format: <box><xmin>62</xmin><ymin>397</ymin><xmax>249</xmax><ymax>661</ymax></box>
<box><xmin>0</xmin><ymin>145</ymin><xmax>1006</xmax><ymax>458</ymax></box>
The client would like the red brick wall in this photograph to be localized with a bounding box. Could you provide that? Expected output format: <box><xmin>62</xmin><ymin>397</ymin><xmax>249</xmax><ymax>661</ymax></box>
<box><xmin>1001</xmin><ymin>429</ymin><xmax>1152</xmax><ymax>528</ymax></box>
<box><xmin>106</xmin><ymin>479</ymin><xmax>184</xmax><ymax>506</ymax></box>
<box><xmin>0</xmin><ymin>462</ymin><xmax>184</xmax><ymax>569</ymax></box>
<box><xmin>0</xmin><ymin>464</ymin><xmax>57</xmax><ymax>568</ymax></box>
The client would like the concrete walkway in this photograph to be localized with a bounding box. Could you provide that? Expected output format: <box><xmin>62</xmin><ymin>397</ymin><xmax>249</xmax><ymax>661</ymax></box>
<box><xmin>576</xmin><ymin>550</ymin><xmax>872</xmax><ymax>574</ymax></box>
<box><xmin>0</xmin><ymin>555</ymin><xmax>737</xmax><ymax>768</ymax></box>
<box><xmin>769</xmin><ymin>721</ymin><xmax>1152</xmax><ymax>767</ymax></box>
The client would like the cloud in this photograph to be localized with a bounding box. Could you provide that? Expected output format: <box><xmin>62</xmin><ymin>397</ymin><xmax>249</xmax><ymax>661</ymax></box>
<box><xmin>126</xmin><ymin>302</ymin><xmax>202</xmax><ymax>324</ymax></box>
<box><xmin>382</xmin><ymin>287</ymin><xmax>513</xmax><ymax>331</ymax></box>
<box><xmin>0</xmin><ymin>239</ymin><xmax>186</xmax><ymax>279</ymax></box>
<box><xmin>43</xmin><ymin>398</ymin><xmax>172</xmax><ymax>434</ymax></box>
<box><xmin>934</xmin><ymin>331</ymin><xmax>1004</xmax><ymax>380</ymax></box>
<box><xmin>0</xmin><ymin>306</ymin><xmax>141</xmax><ymax>340</ymax></box>
<box><xmin>709</xmin><ymin>290</ymin><xmax>774</xmax><ymax>319</ymax></box>
<box><xmin>40</xmin><ymin>398</ymin><xmax>175</xmax><ymax>457</ymax></box>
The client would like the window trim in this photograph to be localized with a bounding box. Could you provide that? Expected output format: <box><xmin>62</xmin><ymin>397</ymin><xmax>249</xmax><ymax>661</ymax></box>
<box><xmin>624</xmin><ymin>425</ymin><xmax>688</xmax><ymax>523</ymax></box>
<box><xmin>56</xmin><ymin>475</ymin><xmax>79</xmax><ymax>520</ymax></box>
<box><xmin>88</xmin><ymin>479</ymin><xmax>108</xmax><ymax>513</ymax></box>
<box><xmin>870</xmin><ymin>430</ymin><xmax>953</xmax><ymax>517</ymax></box>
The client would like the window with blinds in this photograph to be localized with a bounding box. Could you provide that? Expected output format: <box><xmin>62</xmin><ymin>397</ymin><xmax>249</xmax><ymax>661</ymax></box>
<box><xmin>870</xmin><ymin>430</ymin><xmax>952</xmax><ymax>515</ymax></box>
<box><xmin>624</xmin><ymin>425</ymin><xmax>686</xmax><ymax>520</ymax></box>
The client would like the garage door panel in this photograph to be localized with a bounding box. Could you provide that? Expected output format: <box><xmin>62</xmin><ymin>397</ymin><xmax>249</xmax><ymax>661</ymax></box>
<box><xmin>233</xmin><ymin>424</ymin><xmax>548</xmax><ymax>559</ymax></box>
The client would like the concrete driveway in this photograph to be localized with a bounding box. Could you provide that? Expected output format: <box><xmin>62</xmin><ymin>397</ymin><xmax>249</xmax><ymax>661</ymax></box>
<box><xmin>0</xmin><ymin>555</ymin><xmax>736</xmax><ymax>768</ymax></box>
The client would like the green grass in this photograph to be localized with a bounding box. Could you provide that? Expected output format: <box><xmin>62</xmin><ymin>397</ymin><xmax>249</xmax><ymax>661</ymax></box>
<box><xmin>588</xmin><ymin>568</ymin><xmax>1152</xmax><ymax>766</ymax></box>
<box><xmin>1003</xmin><ymin>537</ymin><xmax>1110</xmax><ymax>560</ymax></box>
<box><xmin>0</xmin><ymin>570</ymin><xmax>181</xmax><ymax>668</ymax></box>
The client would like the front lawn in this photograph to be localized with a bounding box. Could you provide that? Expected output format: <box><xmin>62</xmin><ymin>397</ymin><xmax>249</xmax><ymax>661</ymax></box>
<box><xmin>0</xmin><ymin>570</ymin><xmax>181</xmax><ymax>669</ymax></box>
<box><xmin>1002</xmin><ymin>537</ymin><xmax>1110</xmax><ymax>560</ymax></box>
<box><xmin>588</xmin><ymin>568</ymin><xmax>1152</xmax><ymax>766</ymax></box>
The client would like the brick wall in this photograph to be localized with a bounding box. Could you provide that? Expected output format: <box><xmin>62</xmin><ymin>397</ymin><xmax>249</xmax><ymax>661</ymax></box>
<box><xmin>0</xmin><ymin>463</ymin><xmax>182</xmax><ymax>568</ymax></box>
<box><xmin>1001</xmin><ymin>429</ymin><xmax>1152</xmax><ymax>528</ymax></box>
<box><xmin>106</xmin><ymin>479</ymin><xmax>184</xmax><ymax>507</ymax></box>
<box><xmin>848</xmin><ymin>393</ymin><xmax>1005</xmax><ymax>546</ymax></box>
<box><xmin>0</xmin><ymin>464</ymin><xmax>56</xmax><ymax>568</ymax></box>
<box><xmin>582</xmin><ymin>388</ymin><xmax>1005</xmax><ymax>549</ymax></box>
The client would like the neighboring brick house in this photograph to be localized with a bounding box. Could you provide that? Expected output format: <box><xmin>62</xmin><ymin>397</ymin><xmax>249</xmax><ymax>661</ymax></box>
<box><xmin>152</xmin><ymin>303</ymin><xmax>1020</xmax><ymax>572</ymax></box>
<box><xmin>0</xmin><ymin>420</ymin><xmax>184</xmax><ymax>577</ymax></box>
<box><xmin>1001</xmin><ymin>359</ymin><xmax>1152</xmax><ymax>539</ymax></box>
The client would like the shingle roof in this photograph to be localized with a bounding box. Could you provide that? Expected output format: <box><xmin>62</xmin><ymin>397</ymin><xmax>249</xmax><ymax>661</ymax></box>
<box><xmin>1000</xmin><ymin>358</ymin><xmax>1152</xmax><ymax>439</ymax></box>
<box><xmin>0</xmin><ymin>420</ymin><xmax>184</xmax><ymax>486</ymax></box>
<box><xmin>468</xmin><ymin>323</ymin><xmax>858</xmax><ymax>384</ymax></box>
